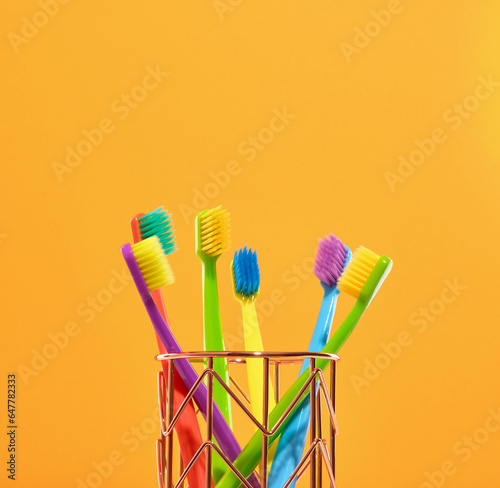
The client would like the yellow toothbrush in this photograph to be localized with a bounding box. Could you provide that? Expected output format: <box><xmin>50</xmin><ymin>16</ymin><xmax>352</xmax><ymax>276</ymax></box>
<box><xmin>231</xmin><ymin>246</ymin><xmax>276</xmax><ymax>425</ymax></box>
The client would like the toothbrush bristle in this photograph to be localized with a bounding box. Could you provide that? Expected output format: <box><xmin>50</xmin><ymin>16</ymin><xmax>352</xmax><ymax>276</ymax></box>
<box><xmin>198</xmin><ymin>206</ymin><xmax>230</xmax><ymax>256</ymax></box>
<box><xmin>338</xmin><ymin>246</ymin><xmax>380</xmax><ymax>298</ymax></box>
<box><xmin>138</xmin><ymin>207</ymin><xmax>177</xmax><ymax>255</ymax></box>
<box><xmin>131</xmin><ymin>236</ymin><xmax>174</xmax><ymax>291</ymax></box>
<box><xmin>233</xmin><ymin>247</ymin><xmax>260</xmax><ymax>297</ymax></box>
<box><xmin>313</xmin><ymin>234</ymin><xmax>348</xmax><ymax>287</ymax></box>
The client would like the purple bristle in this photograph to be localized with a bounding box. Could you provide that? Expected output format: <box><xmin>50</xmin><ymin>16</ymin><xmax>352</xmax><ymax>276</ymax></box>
<box><xmin>313</xmin><ymin>234</ymin><xmax>348</xmax><ymax>287</ymax></box>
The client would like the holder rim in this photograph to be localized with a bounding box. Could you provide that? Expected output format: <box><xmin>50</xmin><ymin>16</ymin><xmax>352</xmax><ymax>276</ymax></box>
<box><xmin>155</xmin><ymin>350</ymin><xmax>340</xmax><ymax>363</ymax></box>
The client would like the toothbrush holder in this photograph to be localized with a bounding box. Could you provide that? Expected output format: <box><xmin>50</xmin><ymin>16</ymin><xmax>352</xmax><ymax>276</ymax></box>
<box><xmin>155</xmin><ymin>351</ymin><xmax>339</xmax><ymax>488</ymax></box>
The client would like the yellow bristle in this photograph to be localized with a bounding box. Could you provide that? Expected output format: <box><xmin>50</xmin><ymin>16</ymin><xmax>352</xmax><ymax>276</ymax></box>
<box><xmin>338</xmin><ymin>246</ymin><xmax>380</xmax><ymax>298</ymax></box>
<box><xmin>199</xmin><ymin>206</ymin><xmax>230</xmax><ymax>256</ymax></box>
<box><xmin>131</xmin><ymin>236</ymin><xmax>174</xmax><ymax>291</ymax></box>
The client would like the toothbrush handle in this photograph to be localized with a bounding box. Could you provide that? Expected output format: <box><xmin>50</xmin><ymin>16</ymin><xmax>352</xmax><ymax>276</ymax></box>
<box><xmin>203</xmin><ymin>259</ymin><xmax>232</xmax><ymax>426</ymax></box>
<box><xmin>152</xmin><ymin>289</ymin><xmax>212</xmax><ymax>488</ymax></box>
<box><xmin>301</xmin><ymin>285</ymin><xmax>340</xmax><ymax>374</ymax></box>
<box><xmin>242</xmin><ymin>301</ymin><xmax>276</xmax><ymax>422</ymax></box>
<box><xmin>123</xmin><ymin>242</ymin><xmax>259</xmax><ymax>487</ymax></box>
<box><xmin>216</xmin><ymin>300</ymin><xmax>366</xmax><ymax>488</ymax></box>
<box><xmin>145</xmin><ymin>292</ymin><xmax>260</xmax><ymax>488</ymax></box>
<box><xmin>132</xmin><ymin>215</ymin><xmax>210</xmax><ymax>488</ymax></box>
<box><xmin>130</xmin><ymin>217</ymin><xmax>213</xmax><ymax>486</ymax></box>
<box><xmin>268</xmin><ymin>286</ymin><xmax>339</xmax><ymax>488</ymax></box>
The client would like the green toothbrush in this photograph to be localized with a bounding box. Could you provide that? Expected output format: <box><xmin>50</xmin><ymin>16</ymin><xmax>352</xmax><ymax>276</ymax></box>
<box><xmin>196</xmin><ymin>206</ymin><xmax>232</xmax><ymax>482</ymax></box>
<box><xmin>216</xmin><ymin>246</ymin><xmax>393</xmax><ymax>488</ymax></box>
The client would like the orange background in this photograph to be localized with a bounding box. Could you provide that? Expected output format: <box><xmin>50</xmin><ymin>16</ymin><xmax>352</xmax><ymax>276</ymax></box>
<box><xmin>2</xmin><ymin>0</ymin><xmax>500</xmax><ymax>487</ymax></box>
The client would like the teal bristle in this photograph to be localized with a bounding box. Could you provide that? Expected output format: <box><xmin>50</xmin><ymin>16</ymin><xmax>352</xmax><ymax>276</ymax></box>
<box><xmin>233</xmin><ymin>247</ymin><xmax>260</xmax><ymax>297</ymax></box>
<box><xmin>138</xmin><ymin>207</ymin><xmax>177</xmax><ymax>255</ymax></box>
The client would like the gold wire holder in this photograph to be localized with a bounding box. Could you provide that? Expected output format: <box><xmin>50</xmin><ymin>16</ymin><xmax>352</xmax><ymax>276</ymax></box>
<box><xmin>156</xmin><ymin>351</ymin><xmax>339</xmax><ymax>488</ymax></box>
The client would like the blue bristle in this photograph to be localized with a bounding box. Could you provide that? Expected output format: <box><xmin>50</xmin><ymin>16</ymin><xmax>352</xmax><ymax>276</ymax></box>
<box><xmin>233</xmin><ymin>246</ymin><xmax>260</xmax><ymax>297</ymax></box>
<box><xmin>138</xmin><ymin>207</ymin><xmax>177</xmax><ymax>255</ymax></box>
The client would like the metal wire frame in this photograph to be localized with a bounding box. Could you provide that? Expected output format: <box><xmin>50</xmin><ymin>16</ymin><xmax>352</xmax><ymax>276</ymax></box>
<box><xmin>155</xmin><ymin>351</ymin><xmax>339</xmax><ymax>488</ymax></box>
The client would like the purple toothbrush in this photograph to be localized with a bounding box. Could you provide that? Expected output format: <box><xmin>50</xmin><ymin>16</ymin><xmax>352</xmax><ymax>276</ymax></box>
<box><xmin>121</xmin><ymin>239</ymin><xmax>260</xmax><ymax>488</ymax></box>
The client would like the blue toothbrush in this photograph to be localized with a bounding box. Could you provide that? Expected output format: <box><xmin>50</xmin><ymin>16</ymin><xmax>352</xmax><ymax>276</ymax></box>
<box><xmin>268</xmin><ymin>234</ymin><xmax>351</xmax><ymax>488</ymax></box>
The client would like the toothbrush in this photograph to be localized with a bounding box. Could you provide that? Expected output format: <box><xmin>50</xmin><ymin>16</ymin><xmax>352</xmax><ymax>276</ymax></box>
<box><xmin>231</xmin><ymin>247</ymin><xmax>276</xmax><ymax>424</ymax></box>
<box><xmin>268</xmin><ymin>235</ymin><xmax>350</xmax><ymax>488</ymax></box>
<box><xmin>121</xmin><ymin>236</ymin><xmax>260</xmax><ymax>488</ymax></box>
<box><xmin>216</xmin><ymin>246</ymin><xmax>393</xmax><ymax>488</ymax></box>
<box><xmin>195</xmin><ymin>207</ymin><xmax>232</xmax><ymax>425</ymax></box>
<box><xmin>132</xmin><ymin>208</ymin><xmax>209</xmax><ymax>488</ymax></box>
